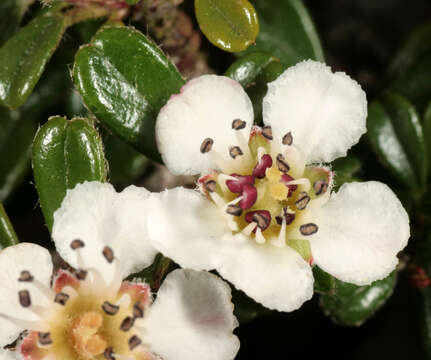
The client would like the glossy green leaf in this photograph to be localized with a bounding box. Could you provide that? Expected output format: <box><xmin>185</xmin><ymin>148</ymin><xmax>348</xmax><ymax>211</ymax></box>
<box><xmin>313</xmin><ymin>266</ymin><xmax>336</xmax><ymax>295</ymax></box>
<box><xmin>226</xmin><ymin>52</ymin><xmax>285</xmax><ymax>124</ymax></box>
<box><xmin>195</xmin><ymin>0</ymin><xmax>259</xmax><ymax>52</ymax></box>
<box><xmin>131</xmin><ymin>254</ymin><xmax>172</xmax><ymax>292</ymax></box>
<box><xmin>239</xmin><ymin>0</ymin><xmax>324</xmax><ymax>66</ymax></box>
<box><xmin>367</xmin><ymin>92</ymin><xmax>427</xmax><ymax>189</ymax></box>
<box><xmin>0</xmin><ymin>0</ymin><xmax>33</xmax><ymax>46</ymax></box>
<box><xmin>0</xmin><ymin>13</ymin><xmax>65</xmax><ymax>109</ymax></box>
<box><xmin>73</xmin><ymin>26</ymin><xmax>184</xmax><ymax>161</ymax></box>
<box><xmin>319</xmin><ymin>272</ymin><xmax>397</xmax><ymax>326</ymax></box>
<box><xmin>32</xmin><ymin>116</ymin><xmax>107</xmax><ymax>231</ymax></box>
<box><xmin>0</xmin><ymin>203</ymin><xmax>19</xmax><ymax>248</ymax></box>
<box><xmin>331</xmin><ymin>155</ymin><xmax>362</xmax><ymax>189</ymax></box>
<box><xmin>0</xmin><ymin>107</ymin><xmax>38</xmax><ymax>202</ymax></box>
<box><xmin>232</xmin><ymin>288</ymin><xmax>272</xmax><ymax>325</ymax></box>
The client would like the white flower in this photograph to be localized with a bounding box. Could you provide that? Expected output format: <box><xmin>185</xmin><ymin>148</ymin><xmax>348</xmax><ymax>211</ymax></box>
<box><xmin>146</xmin><ymin>60</ymin><xmax>410</xmax><ymax>312</ymax></box>
<box><xmin>0</xmin><ymin>182</ymin><xmax>239</xmax><ymax>360</ymax></box>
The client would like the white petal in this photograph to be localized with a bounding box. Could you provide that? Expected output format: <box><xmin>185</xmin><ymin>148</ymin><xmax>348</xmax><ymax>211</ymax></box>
<box><xmin>0</xmin><ymin>243</ymin><xmax>53</xmax><ymax>346</ymax></box>
<box><xmin>146</xmin><ymin>187</ymin><xmax>230</xmax><ymax>271</ymax></box>
<box><xmin>263</xmin><ymin>60</ymin><xmax>367</xmax><ymax>163</ymax></box>
<box><xmin>52</xmin><ymin>182</ymin><xmax>157</xmax><ymax>282</ymax></box>
<box><xmin>310</xmin><ymin>181</ymin><xmax>410</xmax><ymax>285</ymax></box>
<box><xmin>0</xmin><ymin>348</ymin><xmax>17</xmax><ymax>360</ymax></box>
<box><xmin>142</xmin><ymin>269</ymin><xmax>239</xmax><ymax>360</ymax></box>
<box><xmin>156</xmin><ymin>75</ymin><xmax>254</xmax><ymax>175</ymax></box>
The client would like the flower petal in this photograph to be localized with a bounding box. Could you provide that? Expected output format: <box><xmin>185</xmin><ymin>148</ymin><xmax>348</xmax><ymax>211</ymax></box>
<box><xmin>142</xmin><ymin>269</ymin><xmax>239</xmax><ymax>360</ymax></box>
<box><xmin>263</xmin><ymin>60</ymin><xmax>367</xmax><ymax>163</ymax></box>
<box><xmin>310</xmin><ymin>181</ymin><xmax>410</xmax><ymax>285</ymax></box>
<box><xmin>0</xmin><ymin>348</ymin><xmax>17</xmax><ymax>360</ymax></box>
<box><xmin>52</xmin><ymin>181</ymin><xmax>157</xmax><ymax>282</ymax></box>
<box><xmin>156</xmin><ymin>75</ymin><xmax>254</xmax><ymax>175</ymax></box>
<box><xmin>0</xmin><ymin>243</ymin><xmax>53</xmax><ymax>347</ymax></box>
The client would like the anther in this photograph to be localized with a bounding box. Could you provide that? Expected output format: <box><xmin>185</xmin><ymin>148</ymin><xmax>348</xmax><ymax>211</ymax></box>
<box><xmin>76</xmin><ymin>269</ymin><xmax>88</xmax><ymax>280</ymax></box>
<box><xmin>276</xmin><ymin>209</ymin><xmax>295</xmax><ymax>225</ymax></box>
<box><xmin>226</xmin><ymin>174</ymin><xmax>254</xmax><ymax>193</ymax></box>
<box><xmin>19</xmin><ymin>290</ymin><xmax>31</xmax><ymax>307</ymax></box>
<box><xmin>103</xmin><ymin>246</ymin><xmax>114</xmax><ymax>263</ymax></box>
<box><xmin>204</xmin><ymin>180</ymin><xmax>217</xmax><ymax>193</ymax></box>
<box><xmin>232</xmin><ymin>119</ymin><xmax>246</xmax><ymax>130</ymax></box>
<box><xmin>280</xmin><ymin>174</ymin><xmax>298</xmax><ymax>197</ymax></box>
<box><xmin>282</xmin><ymin>132</ymin><xmax>293</xmax><ymax>145</ymax></box>
<box><xmin>70</xmin><ymin>239</ymin><xmax>85</xmax><ymax>250</ymax></box>
<box><xmin>200</xmin><ymin>138</ymin><xmax>214</xmax><ymax>153</ymax></box>
<box><xmin>239</xmin><ymin>184</ymin><xmax>257</xmax><ymax>210</ymax></box>
<box><xmin>54</xmin><ymin>292</ymin><xmax>70</xmax><ymax>306</ymax></box>
<box><xmin>276</xmin><ymin>154</ymin><xmax>290</xmax><ymax>173</ymax></box>
<box><xmin>133</xmin><ymin>302</ymin><xmax>144</xmax><ymax>319</ymax></box>
<box><xmin>245</xmin><ymin>210</ymin><xmax>271</xmax><ymax>231</ymax></box>
<box><xmin>104</xmin><ymin>347</ymin><xmax>115</xmax><ymax>360</ymax></box>
<box><xmin>295</xmin><ymin>192</ymin><xmax>310</xmax><ymax>210</ymax></box>
<box><xmin>262</xmin><ymin>126</ymin><xmax>273</xmax><ymax>140</ymax></box>
<box><xmin>38</xmin><ymin>332</ymin><xmax>53</xmax><ymax>346</ymax></box>
<box><xmin>314</xmin><ymin>180</ymin><xmax>328</xmax><ymax>196</ymax></box>
<box><xmin>300</xmin><ymin>223</ymin><xmax>319</xmax><ymax>236</ymax></box>
<box><xmin>120</xmin><ymin>316</ymin><xmax>135</xmax><ymax>332</ymax></box>
<box><xmin>18</xmin><ymin>270</ymin><xmax>34</xmax><ymax>282</ymax></box>
<box><xmin>229</xmin><ymin>146</ymin><xmax>243</xmax><ymax>159</ymax></box>
<box><xmin>102</xmin><ymin>301</ymin><xmax>120</xmax><ymax>315</ymax></box>
<box><xmin>226</xmin><ymin>204</ymin><xmax>242</xmax><ymax>216</ymax></box>
<box><xmin>252</xmin><ymin>154</ymin><xmax>273</xmax><ymax>178</ymax></box>
<box><xmin>128</xmin><ymin>335</ymin><xmax>142</xmax><ymax>350</ymax></box>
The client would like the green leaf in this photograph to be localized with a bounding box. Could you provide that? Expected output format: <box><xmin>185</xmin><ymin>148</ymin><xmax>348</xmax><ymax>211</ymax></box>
<box><xmin>0</xmin><ymin>13</ymin><xmax>65</xmax><ymax>109</ymax></box>
<box><xmin>367</xmin><ymin>92</ymin><xmax>427</xmax><ymax>189</ymax></box>
<box><xmin>195</xmin><ymin>0</ymin><xmax>259</xmax><ymax>52</ymax></box>
<box><xmin>0</xmin><ymin>107</ymin><xmax>38</xmax><ymax>202</ymax></box>
<box><xmin>0</xmin><ymin>203</ymin><xmax>19</xmax><ymax>248</ymax></box>
<box><xmin>239</xmin><ymin>0</ymin><xmax>323</xmax><ymax>66</ymax></box>
<box><xmin>32</xmin><ymin>116</ymin><xmax>107</xmax><ymax>231</ymax></box>
<box><xmin>131</xmin><ymin>254</ymin><xmax>172</xmax><ymax>292</ymax></box>
<box><xmin>225</xmin><ymin>52</ymin><xmax>285</xmax><ymax>124</ymax></box>
<box><xmin>0</xmin><ymin>0</ymin><xmax>32</xmax><ymax>46</ymax></box>
<box><xmin>73</xmin><ymin>26</ymin><xmax>185</xmax><ymax>162</ymax></box>
<box><xmin>313</xmin><ymin>266</ymin><xmax>336</xmax><ymax>295</ymax></box>
<box><xmin>319</xmin><ymin>272</ymin><xmax>397</xmax><ymax>326</ymax></box>
<box><xmin>232</xmin><ymin>288</ymin><xmax>272</xmax><ymax>325</ymax></box>
<box><xmin>331</xmin><ymin>155</ymin><xmax>362</xmax><ymax>189</ymax></box>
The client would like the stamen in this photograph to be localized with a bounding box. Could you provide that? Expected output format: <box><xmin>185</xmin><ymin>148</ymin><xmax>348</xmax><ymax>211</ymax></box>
<box><xmin>116</xmin><ymin>294</ymin><xmax>131</xmax><ymax>308</ymax></box>
<box><xmin>239</xmin><ymin>184</ymin><xmax>257</xmax><ymax>210</ymax></box>
<box><xmin>245</xmin><ymin>210</ymin><xmax>271</xmax><ymax>231</ymax></box>
<box><xmin>76</xmin><ymin>269</ymin><xmax>88</xmax><ymax>281</ymax></box>
<box><xmin>225</xmin><ymin>174</ymin><xmax>254</xmax><ymax>193</ymax></box>
<box><xmin>252</xmin><ymin>154</ymin><xmax>273</xmax><ymax>178</ymax></box>
<box><xmin>275</xmin><ymin>208</ymin><xmax>295</xmax><ymax>225</ymax></box>
<box><xmin>282</xmin><ymin>132</ymin><xmax>293</xmax><ymax>145</ymax></box>
<box><xmin>314</xmin><ymin>180</ymin><xmax>328</xmax><ymax>195</ymax></box>
<box><xmin>276</xmin><ymin>154</ymin><xmax>290</xmax><ymax>173</ymax></box>
<box><xmin>54</xmin><ymin>292</ymin><xmax>70</xmax><ymax>306</ymax></box>
<box><xmin>295</xmin><ymin>192</ymin><xmax>310</xmax><ymax>210</ymax></box>
<box><xmin>300</xmin><ymin>223</ymin><xmax>318</xmax><ymax>236</ymax></box>
<box><xmin>38</xmin><ymin>332</ymin><xmax>53</xmax><ymax>346</ymax></box>
<box><xmin>232</xmin><ymin>119</ymin><xmax>246</xmax><ymax>130</ymax></box>
<box><xmin>108</xmin><ymin>259</ymin><xmax>124</xmax><ymax>297</ymax></box>
<box><xmin>200</xmin><ymin>138</ymin><xmax>214</xmax><ymax>153</ymax></box>
<box><xmin>102</xmin><ymin>246</ymin><xmax>114</xmax><ymax>263</ymax></box>
<box><xmin>226</xmin><ymin>204</ymin><xmax>242</xmax><ymax>216</ymax></box>
<box><xmin>18</xmin><ymin>270</ymin><xmax>34</xmax><ymax>282</ymax></box>
<box><xmin>128</xmin><ymin>335</ymin><xmax>142</xmax><ymax>350</ymax></box>
<box><xmin>19</xmin><ymin>290</ymin><xmax>31</xmax><ymax>307</ymax></box>
<box><xmin>133</xmin><ymin>302</ymin><xmax>144</xmax><ymax>319</ymax></box>
<box><xmin>285</xmin><ymin>178</ymin><xmax>311</xmax><ymax>191</ymax></box>
<box><xmin>262</xmin><ymin>126</ymin><xmax>273</xmax><ymax>140</ymax></box>
<box><xmin>204</xmin><ymin>180</ymin><xmax>217</xmax><ymax>193</ymax></box>
<box><xmin>0</xmin><ymin>313</ymin><xmax>47</xmax><ymax>331</ymax></box>
<box><xmin>229</xmin><ymin>146</ymin><xmax>243</xmax><ymax>159</ymax></box>
<box><xmin>217</xmin><ymin>174</ymin><xmax>238</xmax><ymax>193</ymax></box>
<box><xmin>102</xmin><ymin>301</ymin><xmax>120</xmax><ymax>315</ymax></box>
<box><xmin>120</xmin><ymin>316</ymin><xmax>135</xmax><ymax>332</ymax></box>
<box><xmin>271</xmin><ymin>215</ymin><xmax>287</xmax><ymax>247</ymax></box>
<box><xmin>70</xmin><ymin>239</ymin><xmax>85</xmax><ymax>250</ymax></box>
<box><xmin>242</xmin><ymin>222</ymin><xmax>257</xmax><ymax>236</ymax></box>
<box><xmin>209</xmin><ymin>191</ymin><xmax>226</xmax><ymax>208</ymax></box>
<box><xmin>104</xmin><ymin>347</ymin><xmax>115</xmax><ymax>360</ymax></box>
<box><xmin>255</xmin><ymin>228</ymin><xmax>266</xmax><ymax>244</ymax></box>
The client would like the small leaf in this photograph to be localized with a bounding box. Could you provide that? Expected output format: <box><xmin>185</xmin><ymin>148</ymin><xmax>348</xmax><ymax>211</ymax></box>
<box><xmin>331</xmin><ymin>155</ymin><xmax>362</xmax><ymax>189</ymax></box>
<box><xmin>32</xmin><ymin>116</ymin><xmax>107</xmax><ymax>231</ymax></box>
<box><xmin>195</xmin><ymin>0</ymin><xmax>259</xmax><ymax>52</ymax></box>
<box><xmin>313</xmin><ymin>266</ymin><xmax>336</xmax><ymax>295</ymax></box>
<box><xmin>0</xmin><ymin>13</ymin><xmax>65</xmax><ymax>109</ymax></box>
<box><xmin>319</xmin><ymin>272</ymin><xmax>397</xmax><ymax>326</ymax></box>
<box><xmin>0</xmin><ymin>203</ymin><xmax>19</xmax><ymax>248</ymax></box>
<box><xmin>238</xmin><ymin>0</ymin><xmax>324</xmax><ymax>66</ymax></box>
<box><xmin>225</xmin><ymin>52</ymin><xmax>285</xmax><ymax>124</ymax></box>
<box><xmin>73</xmin><ymin>26</ymin><xmax>185</xmax><ymax>161</ymax></box>
<box><xmin>367</xmin><ymin>92</ymin><xmax>427</xmax><ymax>189</ymax></box>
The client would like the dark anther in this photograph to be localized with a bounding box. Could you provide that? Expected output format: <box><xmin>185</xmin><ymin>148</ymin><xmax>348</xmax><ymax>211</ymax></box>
<box><xmin>282</xmin><ymin>132</ymin><xmax>293</xmax><ymax>145</ymax></box>
<box><xmin>252</xmin><ymin>154</ymin><xmax>273</xmax><ymax>179</ymax></box>
<box><xmin>18</xmin><ymin>290</ymin><xmax>31</xmax><ymax>307</ymax></box>
<box><xmin>226</xmin><ymin>204</ymin><xmax>243</xmax><ymax>216</ymax></box>
<box><xmin>120</xmin><ymin>316</ymin><xmax>135</xmax><ymax>332</ymax></box>
<box><xmin>102</xmin><ymin>246</ymin><xmax>114</xmax><ymax>263</ymax></box>
<box><xmin>18</xmin><ymin>270</ymin><xmax>34</xmax><ymax>282</ymax></box>
<box><xmin>200</xmin><ymin>138</ymin><xmax>214</xmax><ymax>153</ymax></box>
<box><xmin>280</xmin><ymin>174</ymin><xmax>298</xmax><ymax>197</ymax></box>
<box><xmin>102</xmin><ymin>301</ymin><xmax>120</xmax><ymax>315</ymax></box>
<box><xmin>204</xmin><ymin>180</ymin><xmax>217</xmax><ymax>193</ymax></box>
<box><xmin>128</xmin><ymin>335</ymin><xmax>142</xmax><ymax>350</ymax></box>
<box><xmin>300</xmin><ymin>223</ymin><xmax>319</xmax><ymax>236</ymax></box>
<box><xmin>70</xmin><ymin>239</ymin><xmax>85</xmax><ymax>250</ymax></box>
<box><xmin>76</xmin><ymin>269</ymin><xmax>88</xmax><ymax>280</ymax></box>
<box><xmin>275</xmin><ymin>209</ymin><xmax>296</xmax><ymax>225</ymax></box>
<box><xmin>232</xmin><ymin>119</ymin><xmax>246</xmax><ymax>130</ymax></box>
<box><xmin>276</xmin><ymin>154</ymin><xmax>290</xmax><ymax>173</ymax></box>
<box><xmin>295</xmin><ymin>192</ymin><xmax>310</xmax><ymax>210</ymax></box>
<box><xmin>314</xmin><ymin>180</ymin><xmax>328</xmax><ymax>196</ymax></box>
<box><xmin>133</xmin><ymin>302</ymin><xmax>145</xmax><ymax>319</ymax></box>
<box><xmin>104</xmin><ymin>347</ymin><xmax>115</xmax><ymax>360</ymax></box>
<box><xmin>262</xmin><ymin>126</ymin><xmax>273</xmax><ymax>140</ymax></box>
<box><xmin>245</xmin><ymin>210</ymin><xmax>272</xmax><ymax>231</ymax></box>
<box><xmin>54</xmin><ymin>292</ymin><xmax>70</xmax><ymax>306</ymax></box>
<box><xmin>229</xmin><ymin>146</ymin><xmax>243</xmax><ymax>159</ymax></box>
<box><xmin>38</xmin><ymin>332</ymin><xmax>53</xmax><ymax>346</ymax></box>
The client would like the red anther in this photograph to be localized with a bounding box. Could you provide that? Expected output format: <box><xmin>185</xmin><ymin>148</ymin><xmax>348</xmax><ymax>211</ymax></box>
<box><xmin>244</xmin><ymin>210</ymin><xmax>272</xmax><ymax>231</ymax></box>
<box><xmin>276</xmin><ymin>212</ymin><xmax>295</xmax><ymax>225</ymax></box>
<box><xmin>252</xmin><ymin>154</ymin><xmax>273</xmax><ymax>178</ymax></box>
<box><xmin>226</xmin><ymin>174</ymin><xmax>255</xmax><ymax>193</ymax></box>
<box><xmin>239</xmin><ymin>184</ymin><xmax>257</xmax><ymax>210</ymax></box>
<box><xmin>280</xmin><ymin>174</ymin><xmax>298</xmax><ymax>197</ymax></box>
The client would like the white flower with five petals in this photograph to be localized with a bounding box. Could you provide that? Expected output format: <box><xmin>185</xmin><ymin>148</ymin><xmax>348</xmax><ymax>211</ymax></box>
<box><xmin>0</xmin><ymin>182</ymin><xmax>239</xmax><ymax>360</ymax></box>
<box><xmin>146</xmin><ymin>60</ymin><xmax>410</xmax><ymax>312</ymax></box>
